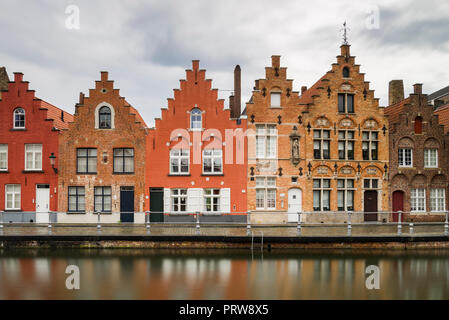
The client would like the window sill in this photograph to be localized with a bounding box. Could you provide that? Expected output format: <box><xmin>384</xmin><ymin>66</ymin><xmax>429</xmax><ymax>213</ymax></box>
<box><xmin>67</xmin><ymin>212</ymin><xmax>86</xmax><ymax>214</ymax></box>
<box><xmin>410</xmin><ymin>211</ymin><xmax>426</xmax><ymax>215</ymax></box>
<box><xmin>0</xmin><ymin>170</ymin><xmax>9</xmax><ymax>173</ymax></box>
<box><xmin>188</xmin><ymin>128</ymin><xmax>204</xmax><ymax>132</ymax></box>
<box><xmin>270</xmin><ymin>106</ymin><xmax>282</xmax><ymax>109</ymax></box>
<box><xmin>22</xmin><ymin>170</ymin><xmax>44</xmax><ymax>173</ymax></box>
<box><xmin>4</xmin><ymin>209</ymin><xmax>22</xmax><ymax>212</ymax></box>
<box><xmin>168</xmin><ymin>173</ymin><xmax>191</xmax><ymax>176</ymax></box>
<box><xmin>201</xmin><ymin>173</ymin><xmax>224</xmax><ymax>176</ymax></box>
<box><xmin>113</xmin><ymin>172</ymin><xmax>135</xmax><ymax>175</ymax></box>
<box><xmin>398</xmin><ymin>166</ymin><xmax>414</xmax><ymax>169</ymax></box>
<box><xmin>76</xmin><ymin>172</ymin><xmax>98</xmax><ymax>175</ymax></box>
<box><xmin>10</xmin><ymin>128</ymin><xmax>27</xmax><ymax>131</ymax></box>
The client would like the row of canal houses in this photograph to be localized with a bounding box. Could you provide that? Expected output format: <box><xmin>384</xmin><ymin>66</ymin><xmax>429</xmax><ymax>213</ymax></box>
<box><xmin>1</xmin><ymin>43</ymin><xmax>449</xmax><ymax>224</ymax></box>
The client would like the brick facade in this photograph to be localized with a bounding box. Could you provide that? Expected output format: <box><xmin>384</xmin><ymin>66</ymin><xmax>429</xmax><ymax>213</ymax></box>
<box><xmin>57</xmin><ymin>72</ymin><xmax>148</xmax><ymax>223</ymax></box>
<box><xmin>146</xmin><ymin>61</ymin><xmax>247</xmax><ymax>222</ymax></box>
<box><xmin>385</xmin><ymin>83</ymin><xmax>449</xmax><ymax>222</ymax></box>
<box><xmin>0</xmin><ymin>72</ymin><xmax>72</xmax><ymax>223</ymax></box>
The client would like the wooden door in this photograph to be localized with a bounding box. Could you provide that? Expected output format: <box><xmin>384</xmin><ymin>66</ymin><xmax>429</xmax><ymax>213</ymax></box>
<box><xmin>392</xmin><ymin>190</ymin><xmax>404</xmax><ymax>222</ymax></box>
<box><xmin>364</xmin><ymin>190</ymin><xmax>378</xmax><ymax>222</ymax></box>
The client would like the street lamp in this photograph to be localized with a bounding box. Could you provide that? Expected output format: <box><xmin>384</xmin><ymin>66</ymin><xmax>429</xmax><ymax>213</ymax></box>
<box><xmin>49</xmin><ymin>153</ymin><xmax>57</xmax><ymax>173</ymax></box>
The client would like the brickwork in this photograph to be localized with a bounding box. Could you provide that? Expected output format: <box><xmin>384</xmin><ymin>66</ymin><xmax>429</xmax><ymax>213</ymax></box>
<box><xmin>385</xmin><ymin>84</ymin><xmax>449</xmax><ymax>222</ymax></box>
<box><xmin>58</xmin><ymin>72</ymin><xmax>147</xmax><ymax>223</ymax></box>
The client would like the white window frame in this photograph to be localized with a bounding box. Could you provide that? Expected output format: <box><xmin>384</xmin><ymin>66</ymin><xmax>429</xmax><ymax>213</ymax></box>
<box><xmin>430</xmin><ymin>188</ymin><xmax>445</xmax><ymax>212</ymax></box>
<box><xmin>203</xmin><ymin>188</ymin><xmax>221</xmax><ymax>213</ymax></box>
<box><xmin>94</xmin><ymin>186</ymin><xmax>112</xmax><ymax>213</ymax></box>
<box><xmin>170</xmin><ymin>148</ymin><xmax>189</xmax><ymax>175</ymax></box>
<box><xmin>171</xmin><ymin>189</ymin><xmax>187</xmax><ymax>213</ymax></box>
<box><xmin>270</xmin><ymin>92</ymin><xmax>281</xmax><ymax>108</ymax></box>
<box><xmin>398</xmin><ymin>148</ymin><xmax>413</xmax><ymax>168</ymax></box>
<box><xmin>424</xmin><ymin>149</ymin><xmax>438</xmax><ymax>168</ymax></box>
<box><xmin>313</xmin><ymin>179</ymin><xmax>331</xmax><ymax>211</ymax></box>
<box><xmin>255</xmin><ymin>177</ymin><xmax>276</xmax><ymax>210</ymax></box>
<box><xmin>190</xmin><ymin>108</ymin><xmax>202</xmax><ymax>130</ymax></box>
<box><xmin>313</xmin><ymin>129</ymin><xmax>330</xmax><ymax>160</ymax></box>
<box><xmin>5</xmin><ymin>184</ymin><xmax>21</xmax><ymax>210</ymax></box>
<box><xmin>362</xmin><ymin>131</ymin><xmax>379</xmax><ymax>161</ymax></box>
<box><xmin>25</xmin><ymin>144</ymin><xmax>42</xmax><ymax>171</ymax></box>
<box><xmin>411</xmin><ymin>188</ymin><xmax>426</xmax><ymax>212</ymax></box>
<box><xmin>338</xmin><ymin>130</ymin><xmax>355</xmax><ymax>160</ymax></box>
<box><xmin>337</xmin><ymin>179</ymin><xmax>355</xmax><ymax>211</ymax></box>
<box><xmin>13</xmin><ymin>108</ymin><xmax>25</xmax><ymax>129</ymax></box>
<box><xmin>0</xmin><ymin>144</ymin><xmax>7</xmax><ymax>171</ymax></box>
<box><xmin>256</xmin><ymin>124</ymin><xmax>277</xmax><ymax>159</ymax></box>
<box><xmin>202</xmin><ymin>149</ymin><xmax>223</xmax><ymax>174</ymax></box>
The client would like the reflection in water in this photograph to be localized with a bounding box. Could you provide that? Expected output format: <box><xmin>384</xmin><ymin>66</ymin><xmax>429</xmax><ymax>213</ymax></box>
<box><xmin>1</xmin><ymin>249</ymin><xmax>449</xmax><ymax>299</ymax></box>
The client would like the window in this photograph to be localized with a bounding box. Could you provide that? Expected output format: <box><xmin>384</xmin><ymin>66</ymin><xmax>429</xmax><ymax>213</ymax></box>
<box><xmin>204</xmin><ymin>189</ymin><xmax>220</xmax><ymax>212</ymax></box>
<box><xmin>190</xmin><ymin>108</ymin><xmax>202</xmax><ymax>129</ymax></box>
<box><xmin>362</xmin><ymin>131</ymin><xmax>378</xmax><ymax>160</ymax></box>
<box><xmin>411</xmin><ymin>188</ymin><xmax>425</xmax><ymax>212</ymax></box>
<box><xmin>113</xmin><ymin>148</ymin><xmax>134</xmax><ymax>173</ymax></box>
<box><xmin>270</xmin><ymin>92</ymin><xmax>281</xmax><ymax>107</ymax></box>
<box><xmin>256</xmin><ymin>124</ymin><xmax>277</xmax><ymax>158</ymax></box>
<box><xmin>431</xmin><ymin>188</ymin><xmax>445</xmax><ymax>212</ymax></box>
<box><xmin>77</xmin><ymin>148</ymin><xmax>97</xmax><ymax>173</ymax></box>
<box><xmin>170</xmin><ymin>149</ymin><xmax>189</xmax><ymax>174</ymax></box>
<box><xmin>171</xmin><ymin>189</ymin><xmax>187</xmax><ymax>212</ymax></box>
<box><xmin>99</xmin><ymin>106</ymin><xmax>111</xmax><ymax>129</ymax></box>
<box><xmin>424</xmin><ymin>149</ymin><xmax>438</xmax><ymax>168</ymax></box>
<box><xmin>13</xmin><ymin>108</ymin><xmax>25</xmax><ymax>129</ymax></box>
<box><xmin>68</xmin><ymin>186</ymin><xmax>85</xmax><ymax>212</ymax></box>
<box><xmin>25</xmin><ymin>144</ymin><xmax>42</xmax><ymax>171</ymax></box>
<box><xmin>338</xmin><ymin>130</ymin><xmax>355</xmax><ymax>160</ymax></box>
<box><xmin>256</xmin><ymin>177</ymin><xmax>276</xmax><ymax>210</ymax></box>
<box><xmin>338</xmin><ymin>93</ymin><xmax>354</xmax><ymax>113</ymax></box>
<box><xmin>94</xmin><ymin>186</ymin><xmax>112</xmax><ymax>212</ymax></box>
<box><xmin>313</xmin><ymin>130</ymin><xmax>330</xmax><ymax>159</ymax></box>
<box><xmin>0</xmin><ymin>144</ymin><xmax>7</xmax><ymax>171</ymax></box>
<box><xmin>414</xmin><ymin>116</ymin><xmax>423</xmax><ymax>134</ymax></box>
<box><xmin>5</xmin><ymin>184</ymin><xmax>20</xmax><ymax>210</ymax></box>
<box><xmin>337</xmin><ymin>179</ymin><xmax>355</xmax><ymax>211</ymax></box>
<box><xmin>313</xmin><ymin>179</ymin><xmax>331</xmax><ymax>211</ymax></box>
<box><xmin>342</xmin><ymin>67</ymin><xmax>350</xmax><ymax>78</ymax></box>
<box><xmin>203</xmin><ymin>149</ymin><xmax>222</xmax><ymax>174</ymax></box>
<box><xmin>364</xmin><ymin>179</ymin><xmax>379</xmax><ymax>189</ymax></box>
<box><xmin>398</xmin><ymin>148</ymin><xmax>412</xmax><ymax>167</ymax></box>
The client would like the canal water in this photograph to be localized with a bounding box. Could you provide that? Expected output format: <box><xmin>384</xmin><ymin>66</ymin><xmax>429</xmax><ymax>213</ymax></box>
<box><xmin>1</xmin><ymin>249</ymin><xmax>449</xmax><ymax>299</ymax></box>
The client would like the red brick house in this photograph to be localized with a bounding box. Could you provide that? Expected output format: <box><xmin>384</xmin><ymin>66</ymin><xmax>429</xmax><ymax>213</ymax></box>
<box><xmin>57</xmin><ymin>72</ymin><xmax>148</xmax><ymax>223</ymax></box>
<box><xmin>146</xmin><ymin>61</ymin><xmax>247</xmax><ymax>222</ymax></box>
<box><xmin>385</xmin><ymin>82</ymin><xmax>449</xmax><ymax>222</ymax></box>
<box><xmin>0</xmin><ymin>71</ymin><xmax>72</xmax><ymax>223</ymax></box>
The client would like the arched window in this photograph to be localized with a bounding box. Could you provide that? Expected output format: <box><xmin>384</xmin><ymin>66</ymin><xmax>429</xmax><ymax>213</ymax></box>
<box><xmin>342</xmin><ymin>67</ymin><xmax>350</xmax><ymax>78</ymax></box>
<box><xmin>190</xmin><ymin>108</ymin><xmax>202</xmax><ymax>129</ymax></box>
<box><xmin>414</xmin><ymin>116</ymin><xmax>423</xmax><ymax>134</ymax></box>
<box><xmin>99</xmin><ymin>106</ymin><xmax>111</xmax><ymax>129</ymax></box>
<box><xmin>13</xmin><ymin>108</ymin><xmax>25</xmax><ymax>129</ymax></box>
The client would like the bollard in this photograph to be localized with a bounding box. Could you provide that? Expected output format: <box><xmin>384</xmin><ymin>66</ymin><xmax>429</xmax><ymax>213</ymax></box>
<box><xmin>48</xmin><ymin>212</ymin><xmax>52</xmax><ymax>229</ymax></box>
<box><xmin>397</xmin><ymin>211</ymin><xmax>402</xmax><ymax>235</ymax></box>
<box><xmin>297</xmin><ymin>212</ymin><xmax>302</xmax><ymax>235</ymax></box>
<box><xmin>409</xmin><ymin>222</ymin><xmax>414</xmax><ymax>234</ymax></box>
<box><xmin>97</xmin><ymin>211</ymin><xmax>101</xmax><ymax>229</ymax></box>
<box><xmin>0</xmin><ymin>211</ymin><xmax>3</xmax><ymax>229</ymax></box>
<box><xmin>146</xmin><ymin>211</ymin><xmax>151</xmax><ymax>231</ymax></box>
<box><xmin>195</xmin><ymin>211</ymin><xmax>200</xmax><ymax>234</ymax></box>
<box><xmin>246</xmin><ymin>211</ymin><xmax>251</xmax><ymax>235</ymax></box>
<box><xmin>445</xmin><ymin>211</ymin><xmax>449</xmax><ymax>236</ymax></box>
<box><xmin>347</xmin><ymin>211</ymin><xmax>352</xmax><ymax>236</ymax></box>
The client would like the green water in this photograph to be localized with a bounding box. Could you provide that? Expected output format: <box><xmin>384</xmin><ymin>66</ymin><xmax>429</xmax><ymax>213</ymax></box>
<box><xmin>1</xmin><ymin>249</ymin><xmax>448</xmax><ymax>299</ymax></box>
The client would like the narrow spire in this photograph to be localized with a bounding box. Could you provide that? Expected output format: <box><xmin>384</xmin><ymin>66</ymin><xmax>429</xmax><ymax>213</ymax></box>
<box><xmin>340</xmin><ymin>21</ymin><xmax>350</xmax><ymax>45</ymax></box>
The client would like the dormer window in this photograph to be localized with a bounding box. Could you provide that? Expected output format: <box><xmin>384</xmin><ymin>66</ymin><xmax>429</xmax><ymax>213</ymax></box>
<box><xmin>13</xmin><ymin>108</ymin><xmax>25</xmax><ymax>129</ymax></box>
<box><xmin>190</xmin><ymin>108</ymin><xmax>202</xmax><ymax>130</ymax></box>
<box><xmin>99</xmin><ymin>106</ymin><xmax>111</xmax><ymax>129</ymax></box>
<box><xmin>270</xmin><ymin>91</ymin><xmax>281</xmax><ymax>108</ymax></box>
<box><xmin>342</xmin><ymin>67</ymin><xmax>350</xmax><ymax>78</ymax></box>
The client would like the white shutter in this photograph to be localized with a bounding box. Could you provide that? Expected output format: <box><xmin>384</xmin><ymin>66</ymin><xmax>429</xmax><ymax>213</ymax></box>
<box><xmin>187</xmin><ymin>188</ymin><xmax>202</xmax><ymax>213</ymax></box>
<box><xmin>220</xmin><ymin>188</ymin><xmax>231</xmax><ymax>214</ymax></box>
<box><xmin>163</xmin><ymin>188</ymin><xmax>171</xmax><ymax>214</ymax></box>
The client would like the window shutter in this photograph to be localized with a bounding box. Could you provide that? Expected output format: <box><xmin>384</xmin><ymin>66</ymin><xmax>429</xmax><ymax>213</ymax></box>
<box><xmin>187</xmin><ymin>188</ymin><xmax>202</xmax><ymax>213</ymax></box>
<box><xmin>220</xmin><ymin>188</ymin><xmax>231</xmax><ymax>213</ymax></box>
<box><xmin>163</xmin><ymin>188</ymin><xmax>171</xmax><ymax>213</ymax></box>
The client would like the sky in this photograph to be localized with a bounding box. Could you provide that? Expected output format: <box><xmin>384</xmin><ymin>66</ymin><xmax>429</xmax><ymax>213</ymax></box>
<box><xmin>1</xmin><ymin>0</ymin><xmax>448</xmax><ymax>127</ymax></box>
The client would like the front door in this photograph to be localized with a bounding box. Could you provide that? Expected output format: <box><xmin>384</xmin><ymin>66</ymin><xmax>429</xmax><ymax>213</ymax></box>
<box><xmin>392</xmin><ymin>190</ymin><xmax>404</xmax><ymax>222</ymax></box>
<box><xmin>35</xmin><ymin>184</ymin><xmax>50</xmax><ymax>224</ymax></box>
<box><xmin>120</xmin><ymin>186</ymin><xmax>134</xmax><ymax>223</ymax></box>
<box><xmin>150</xmin><ymin>188</ymin><xmax>164</xmax><ymax>222</ymax></box>
<box><xmin>288</xmin><ymin>188</ymin><xmax>302</xmax><ymax>222</ymax></box>
<box><xmin>364</xmin><ymin>190</ymin><xmax>378</xmax><ymax>222</ymax></box>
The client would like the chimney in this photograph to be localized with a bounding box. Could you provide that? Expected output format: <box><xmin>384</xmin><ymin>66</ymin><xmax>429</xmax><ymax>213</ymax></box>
<box><xmin>100</xmin><ymin>71</ymin><xmax>108</xmax><ymax>81</ymax></box>
<box><xmin>388</xmin><ymin>80</ymin><xmax>404</xmax><ymax>105</ymax></box>
<box><xmin>301</xmin><ymin>86</ymin><xmax>307</xmax><ymax>95</ymax></box>
<box><xmin>0</xmin><ymin>67</ymin><xmax>9</xmax><ymax>91</ymax></box>
<box><xmin>340</xmin><ymin>44</ymin><xmax>350</xmax><ymax>57</ymax></box>
<box><xmin>231</xmin><ymin>65</ymin><xmax>241</xmax><ymax>118</ymax></box>
<box><xmin>271</xmin><ymin>55</ymin><xmax>280</xmax><ymax>69</ymax></box>
<box><xmin>14</xmin><ymin>72</ymin><xmax>23</xmax><ymax>82</ymax></box>
<box><xmin>413</xmin><ymin>83</ymin><xmax>423</xmax><ymax>95</ymax></box>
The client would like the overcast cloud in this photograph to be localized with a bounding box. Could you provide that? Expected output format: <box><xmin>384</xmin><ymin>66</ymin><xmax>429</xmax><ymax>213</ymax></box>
<box><xmin>1</xmin><ymin>0</ymin><xmax>448</xmax><ymax>126</ymax></box>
